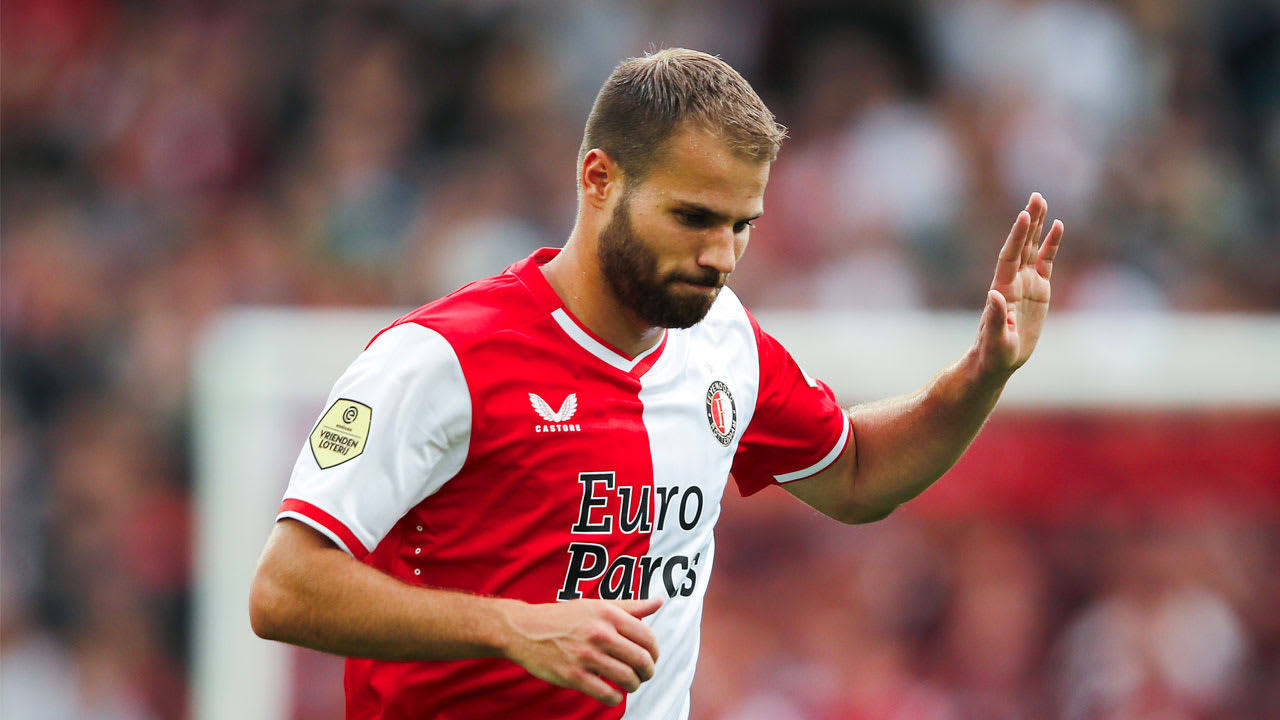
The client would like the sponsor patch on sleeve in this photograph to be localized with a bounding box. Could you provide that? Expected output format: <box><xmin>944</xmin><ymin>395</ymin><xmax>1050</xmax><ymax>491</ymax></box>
<box><xmin>309</xmin><ymin>399</ymin><xmax>372</xmax><ymax>469</ymax></box>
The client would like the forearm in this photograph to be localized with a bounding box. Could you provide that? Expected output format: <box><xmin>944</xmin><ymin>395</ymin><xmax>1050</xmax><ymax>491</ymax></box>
<box><xmin>251</xmin><ymin>519</ymin><xmax>663</xmax><ymax>705</ymax></box>
<box><xmin>845</xmin><ymin>348</ymin><xmax>1007</xmax><ymax>514</ymax></box>
<box><xmin>808</xmin><ymin>192</ymin><xmax>1060</xmax><ymax>523</ymax></box>
<box><xmin>250</xmin><ymin>519</ymin><xmax>518</xmax><ymax>661</ymax></box>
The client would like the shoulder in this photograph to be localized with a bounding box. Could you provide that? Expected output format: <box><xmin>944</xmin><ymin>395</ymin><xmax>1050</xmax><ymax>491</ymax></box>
<box><xmin>370</xmin><ymin>271</ymin><xmax>543</xmax><ymax>355</ymax></box>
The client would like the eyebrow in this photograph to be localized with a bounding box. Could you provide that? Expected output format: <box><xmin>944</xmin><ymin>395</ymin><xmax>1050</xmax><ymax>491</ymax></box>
<box><xmin>672</xmin><ymin>201</ymin><xmax>763</xmax><ymax>224</ymax></box>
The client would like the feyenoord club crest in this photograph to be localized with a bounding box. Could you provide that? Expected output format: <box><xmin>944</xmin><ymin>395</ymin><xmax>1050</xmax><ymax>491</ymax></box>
<box><xmin>705</xmin><ymin>381</ymin><xmax>737</xmax><ymax>446</ymax></box>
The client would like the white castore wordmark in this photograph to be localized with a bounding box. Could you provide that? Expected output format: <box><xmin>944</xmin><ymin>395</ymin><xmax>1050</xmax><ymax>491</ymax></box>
<box><xmin>529</xmin><ymin>393</ymin><xmax>578</xmax><ymax>423</ymax></box>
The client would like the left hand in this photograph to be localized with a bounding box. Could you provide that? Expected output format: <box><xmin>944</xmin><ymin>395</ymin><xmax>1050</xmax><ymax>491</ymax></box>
<box><xmin>973</xmin><ymin>192</ymin><xmax>1064</xmax><ymax>380</ymax></box>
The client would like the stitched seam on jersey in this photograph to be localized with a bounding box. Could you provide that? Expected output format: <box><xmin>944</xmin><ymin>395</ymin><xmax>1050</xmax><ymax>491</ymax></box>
<box><xmin>370</xmin><ymin>326</ymin><xmax>451</xmax><ymax>447</ymax></box>
<box><xmin>398</xmin><ymin>313</ymin><xmax>583</xmax><ymax>488</ymax></box>
<box><xmin>427</xmin><ymin>320</ymin><xmax>558</xmax><ymax>489</ymax></box>
<box><xmin>774</xmin><ymin>415</ymin><xmax>852</xmax><ymax>483</ymax></box>
<box><xmin>384</xmin><ymin>324</ymin><xmax>474</xmax><ymax>512</ymax></box>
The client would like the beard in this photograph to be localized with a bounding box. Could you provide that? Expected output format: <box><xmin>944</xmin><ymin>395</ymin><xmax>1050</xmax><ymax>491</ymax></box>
<box><xmin>597</xmin><ymin>194</ymin><xmax>724</xmax><ymax>329</ymax></box>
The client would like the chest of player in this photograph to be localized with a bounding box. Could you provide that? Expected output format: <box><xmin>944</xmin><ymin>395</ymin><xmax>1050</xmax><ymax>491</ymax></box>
<box><xmin>399</xmin><ymin>330</ymin><xmax>754</xmax><ymax>565</ymax></box>
<box><xmin>468</xmin><ymin>333</ymin><xmax>747</xmax><ymax>482</ymax></box>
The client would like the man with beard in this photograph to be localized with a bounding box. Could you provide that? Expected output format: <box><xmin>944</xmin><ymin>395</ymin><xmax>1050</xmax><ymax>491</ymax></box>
<box><xmin>250</xmin><ymin>49</ymin><xmax>1063</xmax><ymax>719</ymax></box>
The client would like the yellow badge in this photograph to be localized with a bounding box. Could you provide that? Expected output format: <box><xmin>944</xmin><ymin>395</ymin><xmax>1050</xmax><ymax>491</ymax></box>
<box><xmin>309</xmin><ymin>399</ymin><xmax>372</xmax><ymax>469</ymax></box>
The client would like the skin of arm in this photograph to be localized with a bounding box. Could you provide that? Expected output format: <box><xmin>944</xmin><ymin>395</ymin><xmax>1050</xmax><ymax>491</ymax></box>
<box><xmin>249</xmin><ymin>519</ymin><xmax>661</xmax><ymax>706</ymax></box>
<box><xmin>784</xmin><ymin>193</ymin><xmax>1064</xmax><ymax>524</ymax></box>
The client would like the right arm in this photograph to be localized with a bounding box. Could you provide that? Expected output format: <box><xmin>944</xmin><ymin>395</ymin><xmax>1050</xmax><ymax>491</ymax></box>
<box><xmin>249</xmin><ymin>518</ymin><xmax>661</xmax><ymax>706</ymax></box>
<box><xmin>257</xmin><ymin>323</ymin><xmax>659</xmax><ymax>705</ymax></box>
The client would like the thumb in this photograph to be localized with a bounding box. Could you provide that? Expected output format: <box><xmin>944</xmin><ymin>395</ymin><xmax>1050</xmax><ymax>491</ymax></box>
<box><xmin>984</xmin><ymin>290</ymin><xmax>1009</xmax><ymax>338</ymax></box>
<box><xmin>612</xmin><ymin>596</ymin><xmax>664</xmax><ymax>619</ymax></box>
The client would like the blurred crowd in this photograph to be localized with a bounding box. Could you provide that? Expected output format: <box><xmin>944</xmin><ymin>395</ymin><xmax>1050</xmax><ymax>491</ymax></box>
<box><xmin>697</xmin><ymin>412</ymin><xmax>1280</xmax><ymax>720</ymax></box>
<box><xmin>700</xmin><ymin>494</ymin><xmax>1280</xmax><ymax>720</ymax></box>
<box><xmin>2</xmin><ymin>1</ymin><xmax>1278</xmax><ymax>718</ymax></box>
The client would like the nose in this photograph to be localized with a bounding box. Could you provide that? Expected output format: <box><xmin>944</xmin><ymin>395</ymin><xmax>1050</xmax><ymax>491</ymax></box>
<box><xmin>698</xmin><ymin>226</ymin><xmax>738</xmax><ymax>277</ymax></box>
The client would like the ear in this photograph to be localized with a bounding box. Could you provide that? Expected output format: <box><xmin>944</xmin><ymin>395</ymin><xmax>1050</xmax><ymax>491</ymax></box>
<box><xmin>581</xmin><ymin>148</ymin><xmax>620</xmax><ymax>210</ymax></box>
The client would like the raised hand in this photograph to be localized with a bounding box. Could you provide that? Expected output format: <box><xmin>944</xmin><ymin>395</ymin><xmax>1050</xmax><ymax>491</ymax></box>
<box><xmin>974</xmin><ymin>192</ymin><xmax>1064</xmax><ymax>380</ymax></box>
<box><xmin>502</xmin><ymin>597</ymin><xmax>663</xmax><ymax>706</ymax></box>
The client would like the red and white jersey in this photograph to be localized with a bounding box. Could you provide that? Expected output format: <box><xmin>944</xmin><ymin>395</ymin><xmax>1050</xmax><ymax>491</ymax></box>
<box><xmin>279</xmin><ymin>248</ymin><xmax>850</xmax><ymax>719</ymax></box>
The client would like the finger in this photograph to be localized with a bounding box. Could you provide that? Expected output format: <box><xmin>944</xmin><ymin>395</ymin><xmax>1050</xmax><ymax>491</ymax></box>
<box><xmin>584</xmin><ymin>649</ymin><xmax>644</xmax><ymax>693</ymax></box>
<box><xmin>610</xmin><ymin>608</ymin><xmax>660</xmax><ymax>662</ymax></box>
<box><xmin>983</xmin><ymin>290</ymin><xmax>1009</xmax><ymax>341</ymax></box>
<box><xmin>1022</xmin><ymin>192</ymin><xmax>1045</xmax><ymax>267</ymax></box>
<box><xmin>1036</xmin><ymin>219</ymin><xmax>1064</xmax><ymax>279</ymax></box>
<box><xmin>613</xmin><ymin>597</ymin><xmax>663</xmax><ymax>620</ymax></box>
<box><xmin>572</xmin><ymin>669</ymin><xmax>624</xmax><ymax>706</ymax></box>
<box><xmin>598</xmin><ymin>629</ymin><xmax>658</xmax><ymax>681</ymax></box>
<box><xmin>994</xmin><ymin>211</ymin><xmax>1031</xmax><ymax>286</ymax></box>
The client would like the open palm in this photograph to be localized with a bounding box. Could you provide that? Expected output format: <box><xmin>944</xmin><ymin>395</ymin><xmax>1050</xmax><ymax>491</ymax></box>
<box><xmin>976</xmin><ymin>192</ymin><xmax>1064</xmax><ymax>376</ymax></box>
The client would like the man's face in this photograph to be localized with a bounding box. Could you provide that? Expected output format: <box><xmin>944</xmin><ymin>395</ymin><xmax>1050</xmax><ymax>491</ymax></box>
<box><xmin>596</xmin><ymin>124</ymin><xmax>770</xmax><ymax>329</ymax></box>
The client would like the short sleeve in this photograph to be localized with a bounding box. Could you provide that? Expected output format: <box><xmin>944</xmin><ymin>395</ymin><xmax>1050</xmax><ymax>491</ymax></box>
<box><xmin>277</xmin><ymin>322</ymin><xmax>471</xmax><ymax>558</ymax></box>
<box><xmin>731</xmin><ymin>312</ymin><xmax>851</xmax><ymax>497</ymax></box>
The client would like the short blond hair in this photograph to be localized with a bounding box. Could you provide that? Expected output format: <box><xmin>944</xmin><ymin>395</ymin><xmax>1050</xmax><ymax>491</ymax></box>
<box><xmin>579</xmin><ymin>48</ymin><xmax>786</xmax><ymax>183</ymax></box>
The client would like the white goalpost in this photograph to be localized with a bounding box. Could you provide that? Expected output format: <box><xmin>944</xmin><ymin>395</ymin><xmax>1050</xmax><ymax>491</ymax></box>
<box><xmin>191</xmin><ymin>308</ymin><xmax>1280</xmax><ymax>720</ymax></box>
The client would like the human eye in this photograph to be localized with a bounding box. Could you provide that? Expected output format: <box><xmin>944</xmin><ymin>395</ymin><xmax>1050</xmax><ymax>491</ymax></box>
<box><xmin>676</xmin><ymin>210</ymin><xmax>712</xmax><ymax>228</ymax></box>
<box><xmin>733</xmin><ymin>220</ymin><xmax>755</xmax><ymax>234</ymax></box>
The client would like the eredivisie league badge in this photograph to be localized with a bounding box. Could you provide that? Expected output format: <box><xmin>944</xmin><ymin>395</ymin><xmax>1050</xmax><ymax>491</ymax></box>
<box><xmin>705</xmin><ymin>381</ymin><xmax>737</xmax><ymax>446</ymax></box>
<box><xmin>310</xmin><ymin>398</ymin><xmax>371</xmax><ymax>469</ymax></box>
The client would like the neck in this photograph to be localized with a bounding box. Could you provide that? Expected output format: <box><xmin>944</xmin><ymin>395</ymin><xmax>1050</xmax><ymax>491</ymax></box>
<box><xmin>541</xmin><ymin>228</ymin><xmax>665</xmax><ymax>359</ymax></box>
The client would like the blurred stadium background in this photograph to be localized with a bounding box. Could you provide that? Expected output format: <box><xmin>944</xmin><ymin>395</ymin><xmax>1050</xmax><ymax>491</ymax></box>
<box><xmin>3</xmin><ymin>1</ymin><xmax>1278</xmax><ymax>719</ymax></box>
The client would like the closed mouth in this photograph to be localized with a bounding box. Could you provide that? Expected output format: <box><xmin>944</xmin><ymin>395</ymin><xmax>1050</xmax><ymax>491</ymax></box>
<box><xmin>677</xmin><ymin>280</ymin><xmax>720</xmax><ymax>291</ymax></box>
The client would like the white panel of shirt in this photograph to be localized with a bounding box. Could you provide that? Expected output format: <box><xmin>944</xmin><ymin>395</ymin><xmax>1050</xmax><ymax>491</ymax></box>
<box><xmin>281</xmin><ymin>323</ymin><xmax>472</xmax><ymax>555</ymax></box>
